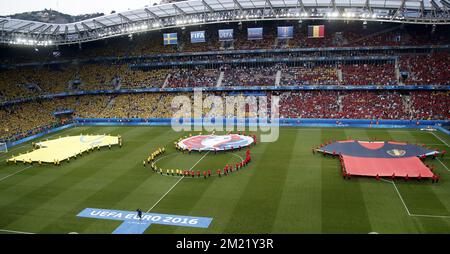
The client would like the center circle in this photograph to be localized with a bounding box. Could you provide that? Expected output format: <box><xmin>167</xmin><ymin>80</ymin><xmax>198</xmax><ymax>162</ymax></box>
<box><xmin>177</xmin><ymin>134</ymin><xmax>254</xmax><ymax>152</ymax></box>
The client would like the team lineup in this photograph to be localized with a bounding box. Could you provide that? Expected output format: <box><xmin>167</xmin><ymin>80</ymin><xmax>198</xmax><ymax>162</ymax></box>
<box><xmin>144</xmin><ymin>133</ymin><xmax>256</xmax><ymax>178</ymax></box>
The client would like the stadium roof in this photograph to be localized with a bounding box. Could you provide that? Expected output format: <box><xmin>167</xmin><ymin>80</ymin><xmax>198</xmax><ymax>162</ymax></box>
<box><xmin>1</xmin><ymin>0</ymin><xmax>449</xmax><ymax>46</ymax></box>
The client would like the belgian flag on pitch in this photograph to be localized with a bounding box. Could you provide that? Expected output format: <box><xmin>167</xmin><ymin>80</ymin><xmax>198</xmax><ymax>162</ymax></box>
<box><xmin>307</xmin><ymin>25</ymin><xmax>325</xmax><ymax>38</ymax></box>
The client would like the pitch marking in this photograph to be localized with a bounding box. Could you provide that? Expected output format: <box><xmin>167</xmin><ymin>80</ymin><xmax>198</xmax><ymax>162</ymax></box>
<box><xmin>436</xmin><ymin>158</ymin><xmax>450</xmax><ymax>173</ymax></box>
<box><xmin>0</xmin><ymin>165</ymin><xmax>33</xmax><ymax>182</ymax></box>
<box><xmin>381</xmin><ymin>179</ymin><xmax>411</xmax><ymax>216</ymax></box>
<box><xmin>146</xmin><ymin>151</ymin><xmax>211</xmax><ymax>213</ymax></box>
<box><xmin>0</xmin><ymin>229</ymin><xmax>34</xmax><ymax>234</ymax></box>
<box><xmin>381</xmin><ymin>179</ymin><xmax>450</xmax><ymax>219</ymax></box>
<box><xmin>431</xmin><ymin>132</ymin><xmax>450</xmax><ymax>147</ymax></box>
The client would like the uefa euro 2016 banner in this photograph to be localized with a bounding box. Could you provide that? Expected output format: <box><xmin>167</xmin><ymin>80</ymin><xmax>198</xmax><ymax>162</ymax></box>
<box><xmin>248</xmin><ymin>27</ymin><xmax>263</xmax><ymax>40</ymax></box>
<box><xmin>163</xmin><ymin>33</ymin><xmax>178</xmax><ymax>45</ymax></box>
<box><xmin>190</xmin><ymin>31</ymin><xmax>205</xmax><ymax>43</ymax></box>
<box><xmin>277</xmin><ymin>26</ymin><xmax>293</xmax><ymax>39</ymax></box>
<box><xmin>218</xmin><ymin>29</ymin><xmax>233</xmax><ymax>41</ymax></box>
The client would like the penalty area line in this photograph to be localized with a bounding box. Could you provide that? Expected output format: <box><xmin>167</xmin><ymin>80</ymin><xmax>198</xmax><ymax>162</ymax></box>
<box><xmin>436</xmin><ymin>158</ymin><xmax>450</xmax><ymax>173</ymax></box>
<box><xmin>381</xmin><ymin>179</ymin><xmax>411</xmax><ymax>216</ymax></box>
<box><xmin>0</xmin><ymin>229</ymin><xmax>34</xmax><ymax>234</ymax></box>
<box><xmin>146</xmin><ymin>151</ymin><xmax>211</xmax><ymax>213</ymax></box>
<box><xmin>430</xmin><ymin>132</ymin><xmax>450</xmax><ymax>148</ymax></box>
<box><xmin>410</xmin><ymin>214</ymin><xmax>450</xmax><ymax>219</ymax></box>
<box><xmin>381</xmin><ymin>179</ymin><xmax>450</xmax><ymax>219</ymax></box>
<box><xmin>0</xmin><ymin>165</ymin><xmax>33</xmax><ymax>183</ymax></box>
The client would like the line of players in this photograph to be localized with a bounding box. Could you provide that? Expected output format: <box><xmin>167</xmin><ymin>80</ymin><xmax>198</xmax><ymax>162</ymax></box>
<box><xmin>143</xmin><ymin>147</ymin><xmax>166</xmax><ymax>168</ymax></box>
<box><xmin>146</xmin><ymin>149</ymin><xmax>252</xmax><ymax>179</ymax></box>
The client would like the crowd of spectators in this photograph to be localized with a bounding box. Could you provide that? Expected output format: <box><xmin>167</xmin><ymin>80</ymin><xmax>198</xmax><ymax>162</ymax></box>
<box><xmin>222</xmin><ymin>65</ymin><xmax>278</xmax><ymax>86</ymax></box>
<box><xmin>0</xmin><ymin>97</ymin><xmax>77</xmax><ymax>142</ymax></box>
<box><xmin>280</xmin><ymin>65</ymin><xmax>339</xmax><ymax>86</ymax></box>
<box><xmin>0</xmin><ymin>93</ymin><xmax>176</xmax><ymax>142</ymax></box>
<box><xmin>166</xmin><ymin>67</ymin><xmax>219</xmax><ymax>88</ymax></box>
<box><xmin>339</xmin><ymin>91</ymin><xmax>405</xmax><ymax>119</ymax></box>
<box><xmin>3</xmin><ymin>55</ymin><xmax>450</xmax><ymax>103</ymax></box>
<box><xmin>408</xmin><ymin>91</ymin><xmax>450</xmax><ymax>120</ymax></box>
<box><xmin>341</xmin><ymin>63</ymin><xmax>397</xmax><ymax>86</ymax></box>
<box><xmin>400</xmin><ymin>52</ymin><xmax>450</xmax><ymax>85</ymax></box>
<box><xmin>278</xmin><ymin>90</ymin><xmax>448</xmax><ymax>120</ymax></box>
<box><xmin>279</xmin><ymin>91</ymin><xmax>340</xmax><ymax>118</ymax></box>
<box><xmin>120</xmin><ymin>68</ymin><xmax>168</xmax><ymax>89</ymax></box>
<box><xmin>1</xmin><ymin>90</ymin><xmax>447</xmax><ymax>142</ymax></box>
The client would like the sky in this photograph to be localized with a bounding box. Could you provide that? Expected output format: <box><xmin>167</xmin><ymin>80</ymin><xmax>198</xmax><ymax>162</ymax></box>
<box><xmin>0</xmin><ymin>0</ymin><xmax>160</xmax><ymax>16</ymax></box>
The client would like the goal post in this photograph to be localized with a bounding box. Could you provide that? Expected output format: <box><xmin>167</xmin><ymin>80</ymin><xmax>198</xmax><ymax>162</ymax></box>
<box><xmin>0</xmin><ymin>142</ymin><xmax>7</xmax><ymax>153</ymax></box>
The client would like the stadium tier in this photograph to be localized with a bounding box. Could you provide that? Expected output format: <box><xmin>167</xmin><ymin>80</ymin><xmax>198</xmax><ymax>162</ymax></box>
<box><xmin>0</xmin><ymin>91</ymin><xmax>448</xmax><ymax>143</ymax></box>
<box><xmin>0</xmin><ymin>54</ymin><xmax>449</xmax><ymax>102</ymax></box>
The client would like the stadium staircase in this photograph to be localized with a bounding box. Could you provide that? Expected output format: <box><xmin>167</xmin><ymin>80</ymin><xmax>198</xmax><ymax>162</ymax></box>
<box><xmin>275</xmin><ymin>70</ymin><xmax>282</xmax><ymax>86</ymax></box>
<box><xmin>106</xmin><ymin>97</ymin><xmax>116</xmax><ymax>109</ymax></box>
<box><xmin>337</xmin><ymin>94</ymin><xmax>344</xmax><ymax>112</ymax></box>
<box><xmin>402</xmin><ymin>95</ymin><xmax>412</xmax><ymax>117</ymax></box>
<box><xmin>112</xmin><ymin>77</ymin><xmax>121</xmax><ymax>90</ymax></box>
<box><xmin>162</xmin><ymin>74</ymin><xmax>171</xmax><ymax>88</ymax></box>
<box><xmin>216</xmin><ymin>71</ymin><xmax>224</xmax><ymax>87</ymax></box>
<box><xmin>337</xmin><ymin>69</ymin><xmax>343</xmax><ymax>84</ymax></box>
<box><xmin>395</xmin><ymin>59</ymin><xmax>402</xmax><ymax>85</ymax></box>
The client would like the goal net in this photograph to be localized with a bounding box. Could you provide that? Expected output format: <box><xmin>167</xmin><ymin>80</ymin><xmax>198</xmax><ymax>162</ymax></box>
<box><xmin>0</xmin><ymin>142</ymin><xmax>7</xmax><ymax>153</ymax></box>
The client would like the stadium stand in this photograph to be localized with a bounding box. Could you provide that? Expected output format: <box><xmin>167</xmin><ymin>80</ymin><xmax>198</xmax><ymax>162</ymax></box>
<box><xmin>0</xmin><ymin>21</ymin><xmax>449</xmax><ymax>143</ymax></box>
<box><xmin>1</xmin><ymin>91</ymin><xmax>448</xmax><ymax>142</ymax></box>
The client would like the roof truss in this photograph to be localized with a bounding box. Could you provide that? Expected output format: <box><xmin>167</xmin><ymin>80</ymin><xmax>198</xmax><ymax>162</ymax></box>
<box><xmin>202</xmin><ymin>0</ymin><xmax>215</xmax><ymax>13</ymax></box>
<box><xmin>93</xmin><ymin>19</ymin><xmax>107</xmax><ymax>28</ymax></box>
<box><xmin>11</xmin><ymin>22</ymin><xmax>35</xmax><ymax>33</ymax></box>
<box><xmin>173</xmin><ymin>4</ymin><xmax>187</xmax><ymax>15</ymax></box>
<box><xmin>118</xmin><ymin>13</ymin><xmax>132</xmax><ymax>23</ymax></box>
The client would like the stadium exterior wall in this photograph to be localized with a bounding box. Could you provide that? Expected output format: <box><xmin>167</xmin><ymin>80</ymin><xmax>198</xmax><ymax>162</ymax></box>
<box><xmin>6</xmin><ymin>118</ymin><xmax>449</xmax><ymax>148</ymax></box>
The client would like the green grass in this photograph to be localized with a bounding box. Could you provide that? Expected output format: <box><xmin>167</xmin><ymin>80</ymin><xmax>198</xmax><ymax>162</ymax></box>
<box><xmin>0</xmin><ymin>126</ymin><xmax>449</xmax><ymax>234</ymax></box>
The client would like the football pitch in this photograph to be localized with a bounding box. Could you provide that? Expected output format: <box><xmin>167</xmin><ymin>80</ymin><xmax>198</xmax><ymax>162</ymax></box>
<box><xmin>0</xmin><ymin>126</ymin><xmax>449</xmax><ymax>234</ymax></box>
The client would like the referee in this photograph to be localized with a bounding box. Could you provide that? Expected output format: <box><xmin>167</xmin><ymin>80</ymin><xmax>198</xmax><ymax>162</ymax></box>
<box><xmin>136</xmin><ymin>208</ymin><xmax>143</xmax><ymax>220</ymax></box>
